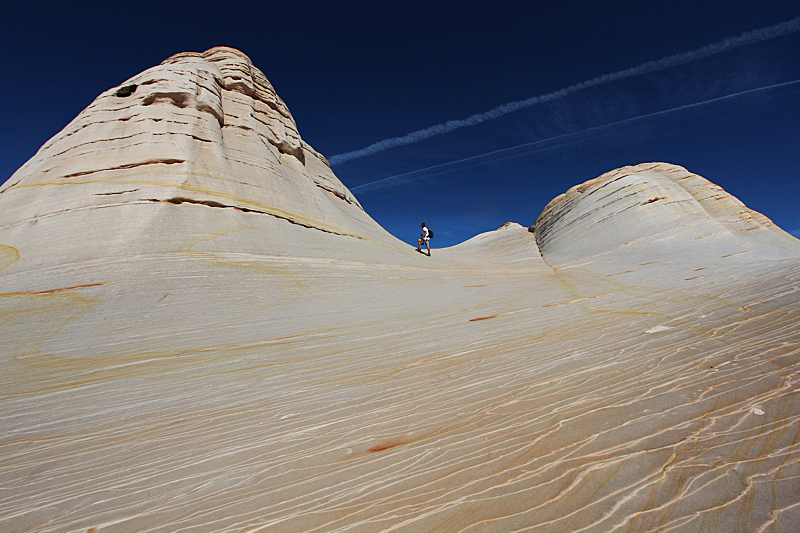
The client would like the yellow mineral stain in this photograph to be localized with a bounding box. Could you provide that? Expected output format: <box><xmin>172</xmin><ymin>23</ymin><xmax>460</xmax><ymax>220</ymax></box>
<box><xmin>1</xmin><ymin>290</ymin><xmax>103</xmax><ymax>398</ymax></box>
<box><xmin>0</xmin><ymin>434</ymin><xmax>59</xmax><ymax>447</ymax></box>
<box><xmin>6</xmin><ymin>344</ymin><xmax>253</xmax><ymax>399</ymax></box>
<box><xmin>542</xmin><ymin>295</ymin><xmax>603</xmax><ymax>308</ymax></box>
<box><xmin>0</xmin><ymin>244</ymin><xmax>19</xmax><ymax>271</ymax></box>
<box><xmin>176</xmin><ymin>220</ymin><xmax>309</xmax><ymax>306</ymax></box>
<box><xmin>16</xmin><ymin>179</ymin><xmax>366</xmax><ymax>239</ymax></box>
<box><xmin>590</xmin><ymin>309</ymin><xmax>654</xmax><ymax>317</ymax></box>
<box><xmin>179</xmin><ymin>219</ymin><xmax>249</xmax><ymax>254</ymax></box>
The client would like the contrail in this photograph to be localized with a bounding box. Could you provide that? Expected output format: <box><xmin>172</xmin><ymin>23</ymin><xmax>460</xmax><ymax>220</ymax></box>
<box><xmin>329</xmin><ymin>16</ymin><xmax>800</xmax><ymax>166</ymax></box>
<box><xmin>350</xmin><ymin>79</ymin><xmax>800</xmax><ymax>193</ymax></box>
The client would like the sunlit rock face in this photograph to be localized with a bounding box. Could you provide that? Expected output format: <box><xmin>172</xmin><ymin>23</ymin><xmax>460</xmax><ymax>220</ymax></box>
<box><xmin>1</xmin><ymin>49</ymin><xmax>800</xmax><ymax>533</ymax></box>
<box><xmin>532</xmin><ymin>162</ymin><xmax>800</xmax><ymax>274</ymax></box>
<box><xmin>0</xmin><ymin>47</ymin><xmax>399</xmax><ymax>274</ymax></box>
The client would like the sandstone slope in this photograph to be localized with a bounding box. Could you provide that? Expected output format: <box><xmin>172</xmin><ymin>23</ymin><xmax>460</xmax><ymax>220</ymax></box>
<box><xmin>1</xmin><ymin>48</ymin><xmax>800</xmax><ymax>533</ymax></box>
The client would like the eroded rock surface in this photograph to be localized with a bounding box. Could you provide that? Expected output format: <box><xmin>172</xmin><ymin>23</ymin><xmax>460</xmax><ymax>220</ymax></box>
<box><xmin>532</xmin><ymin>162</ymin><xmax>799</xmax><ymax>273</ymax></box>
<box><xmin>1</xmin><ymin>49</ymin><xmax>799</xmax><ymax>533</ymax></box>
<box><xmin>0</xmin><ymin>47</ymin><xmax>394</xmax><ymax>274</ymax></box>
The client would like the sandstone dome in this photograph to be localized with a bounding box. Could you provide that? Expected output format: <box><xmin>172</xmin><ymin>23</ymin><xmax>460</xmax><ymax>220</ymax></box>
<box><xmin>532</xmin><ymin>162</ymin><xmax>799</xmax><ymax>272</ymax></box>
<box><xmin>1</xmin><ymin>48</ymin><xmax>799</xmax><ymax>533</ymax></box>
<box><xmin>0</xmin><ymin>47</ymin><xmax>401</xmax><ymax>274</ymax></box>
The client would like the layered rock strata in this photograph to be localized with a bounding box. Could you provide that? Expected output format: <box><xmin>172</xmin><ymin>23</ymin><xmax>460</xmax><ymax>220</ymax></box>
<box><xmin>0</xmin><ymin>47</ymin><xmax>398</xmax><ymax>275</ymax></box>
<box><xmin>532</xmin><ymin>162</ymin><xmax>799</xmax><ymax>272</ymax></box>
<box><xmin>1</xmin><ymin>48</ymin><xmax>800</xmax><ymax>533</ymax></box>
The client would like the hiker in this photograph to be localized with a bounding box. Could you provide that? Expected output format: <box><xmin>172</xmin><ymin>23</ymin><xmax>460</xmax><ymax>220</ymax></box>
<box><xmin>416</xmin><ymin>222</ymin><xmax>431</xmax><ymax>256</ymax></box>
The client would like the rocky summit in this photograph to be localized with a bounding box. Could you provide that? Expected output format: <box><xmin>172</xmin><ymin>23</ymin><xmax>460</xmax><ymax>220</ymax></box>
<box><xmin>1</xmin><ymin>48</ymin><xmax>799</xmax><ymax>533</ymax></box>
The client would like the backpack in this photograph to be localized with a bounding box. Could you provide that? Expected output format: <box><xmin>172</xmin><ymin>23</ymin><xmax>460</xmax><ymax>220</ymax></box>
<box><xmin>428</xmin><ymin>228</ymin><xmax>434</xmax><ymax>239</ymax></box>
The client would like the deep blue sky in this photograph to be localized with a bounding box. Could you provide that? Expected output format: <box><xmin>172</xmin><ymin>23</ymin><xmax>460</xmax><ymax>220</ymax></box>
<box><xmin>2</xmin><ymin>1</ymin><xmax>798</xmax><ymax>247</ymax></box>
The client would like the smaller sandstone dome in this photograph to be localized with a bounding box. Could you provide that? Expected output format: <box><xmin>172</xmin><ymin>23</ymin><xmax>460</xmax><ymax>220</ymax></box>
<box><xmin>531</xmin><ymin>163</ymin><xmax>800</xmax><ymax>270</ymax></box>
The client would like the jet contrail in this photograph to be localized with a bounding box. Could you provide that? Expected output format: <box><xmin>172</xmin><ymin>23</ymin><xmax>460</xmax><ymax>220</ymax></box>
<box><xmin>350</xmin><ymin>79</ymin><xmax>800</xmax><ymax>193</ymax></box>
<box><xmin>330</xmin><ymin>16</ymin><xmax>800</xmax><ymax>166</ymax></box>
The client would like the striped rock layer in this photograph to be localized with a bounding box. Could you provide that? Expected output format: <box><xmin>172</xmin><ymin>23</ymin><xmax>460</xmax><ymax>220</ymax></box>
<box><xmin>1</xmin><ymin>48</ymin><xmax>800</xmax><ymax>533</ymax></box>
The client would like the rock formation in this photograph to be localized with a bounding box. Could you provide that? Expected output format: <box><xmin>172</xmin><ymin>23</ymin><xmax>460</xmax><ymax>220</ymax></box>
<box><xmin>1</xmin><ymin>48</ymin><xmax>799</xmax><ymax>533</ymax></box>
<box><xmin>533</xmin><ymin>162</ymin><xmax>799</xmax><ymax>274</ymax></box>
<box><xmin>0</xmin><ymin>47</ymin><xmax>399</xmax><ymax>275</ymax></box>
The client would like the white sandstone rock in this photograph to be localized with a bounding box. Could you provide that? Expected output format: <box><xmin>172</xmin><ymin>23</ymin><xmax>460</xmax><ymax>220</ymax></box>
<box><xmin>532</xmin><ymin>162</ymin><xmax>800</xmax><ymax>274</ymax></box>
<box><xmin>1</xmin><ymin>48</ymin><xmax>799</xmax><ymax>533</ymax></box>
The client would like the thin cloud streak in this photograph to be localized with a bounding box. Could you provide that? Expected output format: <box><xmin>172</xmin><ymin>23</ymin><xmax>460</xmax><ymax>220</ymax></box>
<box><xmin>331</xmin><ymin>16</ymin><xmax>800</xmax><ymax>166</ymax></box>
<box><xmin>350</xmin><ymin>79</ymin><xmax>800</xmax><ymax>193</ymax></box>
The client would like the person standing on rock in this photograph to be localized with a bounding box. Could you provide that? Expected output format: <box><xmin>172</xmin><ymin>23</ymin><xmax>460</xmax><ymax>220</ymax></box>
<box><xmin>416</xmin><ymin>222</ymin><xmax>431</xmax><ymax>256</ymax></box>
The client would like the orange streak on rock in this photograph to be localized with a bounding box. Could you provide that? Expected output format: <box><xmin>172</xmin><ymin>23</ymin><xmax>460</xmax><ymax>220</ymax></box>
<box><xmin>469</xmin><ymin>314</ymin><xmax>499</xmax><ymax>322</ymax></box>
<box><xmin>34</xmin><ymin>283</ymin><xmax>107</xmax><ymax>294</ymax></box>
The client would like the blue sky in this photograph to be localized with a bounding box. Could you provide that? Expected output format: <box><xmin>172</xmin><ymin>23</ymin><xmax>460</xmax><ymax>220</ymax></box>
<box><xmin>1</xmin><ymin>1</ymin><xmax>798</xmax><ymax>247</ymax></box>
